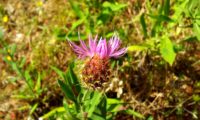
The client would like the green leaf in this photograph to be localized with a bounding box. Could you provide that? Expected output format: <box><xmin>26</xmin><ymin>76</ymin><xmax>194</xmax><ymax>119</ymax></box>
<box><xmin>148</xmin><ymin>14</ymin><xmax>174</xmax><ymax>22</ymax></box>
<box><xmin>68</xmin><ymin>63</ymin><xmax>81</xmax><ymax>93</ymax></box>
<box><xmin>90</xmin><ymin>112</ymin><xmax>105</xmax><ymax>120</ymax></box>
<box><xmin>182</xmin><ymin>36</ymin><xmax>198</xmax><ymax>42</ymax></box>
<box><xmin>11</xmin><ymin>63</ymin><xmax>22</xmax><ymax>77</ymax></box>
<box><xmin>193</xmin><ymin>23</ymin><xmax>200</xmax><ymax>41</ymax></box>
<box><xmin>19</xmin><ymin>57</ymin><xmax>26</xmax><ymax>68</ymax></box>
<box><xmin>67</xmin><ymin>33</ymin><xmax>87</xmax><ymax>42</ymax></box>
<box><xmin>107</xmin><ymin>98</ymin><xmax>123</xmax><ymax>113</ymax></box>
<box><xmin>160</xmin><ymin>36</ymin><xmax>176</xmax><ymax>65</ymax></box>
<box><xmin>124</xmin><ymin>109</ymin><xmax>145</xmax><ymax>119</ymax></box>
<box><xmin>24</xmin><ymin>71</ymin><xmax>34</xmax><ymax>89</ymax></box>
<box><xmin>30</xmin><ymin>103</ymin><xmax>38</xmax><ymax>115</ymax></box>
<box><xmin>93</xmin><ymin>95</ymin><xmax>107</xmax><ymax>119</ymax></box>
<box><xmin>128</xmin><ymin>45</ymin><xmax>149</xmax><ymax>52</ymax></box>
<box><xmin>68</xmin><ymin>18</ymin><xmax>85</xmax><ymax>35</ymax></box>
<box><xmin>164</xmin><ymin>0</ymin><xmax>170</xmax><ymax>16</ymax></box>
<box><xmin>147</xmin><ymin>116</ymin><xmax>154</xmax><ymax>120</ymax></box>
<box><xmin>140</xmin><ymin>13</ymin><xmax>148</xmax><ymax>38</ymax></box>
<box><xmin>40</xmin><ymin>107</ymin><xmax>65</xmax><ymax>119</ymax></box>
<box><xmin>34</xmin><ymin>72</ymin><xmax>42</xmax><ymax>94</ymax></box>
<box><xmin>88</xmin><ymin>91</ymin><xmax>103</xmax><ymax>118</ymax></box>
<box><xmin>193</xmin><ymin>94</ymin><xmax>200</xmax><ymax>102</ymax></box>
<box><xmin>63</xmin><ymin>100</ymin><xmax>78</xmax><ymax>120</ymax></box>
<box><xmin>11</xmin><ymin>94</ymin><xmax>34</xmax><ymax>100</ymax></box>
<box><xmin>68</xmin><ymin>0</ymin><xmax>84</xmax><ymax>18</ymax></box>
<box><xmin>82</xmin><ymin>90</ymin><xmax>93</xmax><ymax>111</ymax></box>
<box><xmin>53</xmin><ymin>27</ymin><xmax>67</xmax><ymax>41</ymax></box>
<box><xmin>0</xmin><ymin>27</ymin><xmax>3</xmax><ymax>40</ymax></box>
<box><xmin>187</xmin><ymin>0</ymin><xmax>200</xmax><ymax>17</ymax></box>
<box><xmin>77</xmin><ymin>89</ymin><xmax>84</xmax><ymax>104</ymax></box>
<box><xmin>8</xmin><ymin>44</ymin><xmax>17</xmax><ymax>56</ymax></box>
<box><xmin>103</xmin><ymin>1</ymin><xmax>127</xmax><ymax>11</ymax></box>
<box><xmin>107</xmin><ymin>98</ymin><xmax>122</xmax><ymax>104</ymax></box>
<box><xmin>58</xmin><ymin>80</ymin><xmax>76</xmax><ymax>103</ymax></box>
<box><xmin>51</xmin><ymin>66</ymin><xmax>65</xmax><ymax>80</ymax></box>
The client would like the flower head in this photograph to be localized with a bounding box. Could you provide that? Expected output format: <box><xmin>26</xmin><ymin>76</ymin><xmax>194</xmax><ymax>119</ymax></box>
<box><xmin>68</xmin><ymin>35</ymin><xmax>127</xmax><ymax>59</ymax></box>
<box><xmin>68</xmin><ymin>34</ymin><xmax>127</xmax><ymax>88</ymax></box>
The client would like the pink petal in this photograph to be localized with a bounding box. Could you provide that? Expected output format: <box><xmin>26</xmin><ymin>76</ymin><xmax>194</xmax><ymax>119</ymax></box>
<box><xmin>109</xmin><ymin>48</ymin><xmax>127</xmax><ymax>58</ymax></box>
<box><xmin>68</xmin><ymin>40</ymin><xmax>88</xmax><ymax>59</ymax></box>
<box><xmin>108</xmin><ymin>36</ymin><xmax>121</xmax><ymax>54</ymax></box>
<box><xmin>89</xmin><ymin>35</ymin><xmax>98</xmax><ymax>56</ymax></box>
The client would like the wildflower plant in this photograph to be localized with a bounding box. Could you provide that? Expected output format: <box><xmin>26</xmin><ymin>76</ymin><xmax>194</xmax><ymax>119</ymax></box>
<box><xmin>52</xmin><ymin>62</ymin><xmax>144</xmax><ymax>120</ymax></box>
<box><xmin>68</xmin><ymin>34</ymin><xmax>127</xmax><ymax>88</ymax></box>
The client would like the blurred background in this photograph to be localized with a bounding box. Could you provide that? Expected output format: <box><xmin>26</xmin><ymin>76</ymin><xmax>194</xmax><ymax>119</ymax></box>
<box><xmin>0</xmin><ymin>0</ymin><xmax>200</xmax><ymax>119</ymax></box>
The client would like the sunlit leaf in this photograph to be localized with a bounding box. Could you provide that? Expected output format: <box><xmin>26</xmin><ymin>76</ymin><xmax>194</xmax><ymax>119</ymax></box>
<box><xmin>107</xmin><ymin>98</ymin><xmax>123</xmax><ymax>113</ymax></box>
<box><xmin>19</xmin><ymin>57</ymin><xmax>26</xmax><ymax>68</ymax></box>
<box><xmin>148</xmin><ymin>14</ymin><xmax>174</xmax><ymax>22</ymax></box>
<box><xmin>124</xmin><ymin>109</ymin><xmax>145</xmax><ymax>119</ymax></box>
<box><xmin>103</xmin><ymin>1</ymin><xmax>127</xmax><ymax>11</ymax></box>
<box><xmin>63</xmin><ymin>100</ymin><xmax>78</xmax><ymax>120</ymax></box>
<box><xmin>128</xmin><ymin>45</ymin><xmax>148</xmax><ymax>52</ymax></box>
<box><xmin>193</xmin><ymin>94</ymin><xmax>200</xmax><ymax>102</ymax></box>
<box><xmin>90</xmin><ymin>112</ymin><xmax>105</xmax><ymax>120</ymax></box>
<box><xmin>147</xmin><ymin>116</ymin><xmax>154</xmax><ymax>120</ymax></box>
<box><xmin>193</xmin><ymin>23</ymin><xmax>200</xmax><ymax>41</ymax></box>
<box><xmin>35</xmin><ymin>72</ymin><xmax>41</xmax><ymax>93</ymax></box>
<box><xmin>69</xmin><ymin>18</ymin><xmax>85</xmax><ymax>34</ymax></box>
<box><xmin>39</xmin><ymin>107</ymin><xmax>65</xmax><ymax>119</ymax></box>
<box><xmin>160</xmin><ymin>36</ymin><xmax>176</xmax><ymax>65</ymax></box>
<box><xmin>88</xmin><ymin>91</ymin><xmax>103</xmax><ymax>117</ymax></box>
<box><xmin>92</xmin><ymin>95</ymin><xmax>107</xmax><ymax>119</ymax></box>
<box><xmin>9</xmin><ymin>44</ymin><xmax>17</xmax><ymax>56</ymax></box>
<box><xmin>68</xmin><ymin>0</ymin><xmax>84</xmax><ymax>18</ymax></box>
<box><xmin>30</xmin><ymin>103</ymin><xmax>38</xmax><ymax>115</ymax></box>
<box><xmin>24</xmin><ymin>71</ymin><xmax>34</xmax><ymax>89</ymax></box>
<box><xmin>0</xmin><ymin>27</ymin><xmax>3</xmax><ymax>40</ymax></box>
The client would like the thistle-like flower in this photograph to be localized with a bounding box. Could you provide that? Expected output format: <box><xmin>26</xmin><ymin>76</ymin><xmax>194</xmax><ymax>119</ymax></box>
<box><xmin>68</xmin><ymin>35</ymin><xmax>127</xmax><ymax>88</ymax></box>
<box><xmin>68</xmin><ymin>35</ymin><xmax>127</xmax><ymax>59</ymax></box>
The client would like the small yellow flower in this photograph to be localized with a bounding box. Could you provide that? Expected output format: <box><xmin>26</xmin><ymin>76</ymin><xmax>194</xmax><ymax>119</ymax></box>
<box><xmin>7</xmin><ymin>49</ymin><xmax>11</xmax><ymax>53</ymax></box>
<box><xmin>6</xmin><ymin>56</ymin><xmax>12</xmax><ymax>61</ymax></box>
<box><xmin>3</xmin><ymin>16</ymin><xmax>8</xmax><ymax>23</ymax></box>
<box><xmin>36</xmin><ymin>1</ymin><xmax>43</xmax><ymax>7</ymax></box>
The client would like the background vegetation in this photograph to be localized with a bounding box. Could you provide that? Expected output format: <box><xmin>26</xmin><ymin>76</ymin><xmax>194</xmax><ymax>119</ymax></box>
<box><xmin>0</xmin><ymin>0</ymin><xmax>200</xmax><ymax>119</ymax></box>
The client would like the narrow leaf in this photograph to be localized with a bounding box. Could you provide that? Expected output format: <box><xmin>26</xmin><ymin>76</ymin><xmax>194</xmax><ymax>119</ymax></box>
<box><xmin>128</xmin><ymin>45</ymin><xmax>148</xmax><ymax>52</ymax></box>
<box><xmin>140</xmin><ymin>13</ymin><xmax>148</xmax><ymax>37</ymax></box>
<box><xmin>88</xmin><ymin>92</ymin><xmax>103</xmax><ymax>117</ymax></box>
<box><xmin>164</xmin><ymin>0</ymin><xmax>170</xmax><ymax>16</ymax></box>
<box><xmin>39</xmin><ymin>107</ymin><xmax>65</xmax><ymax>119</ymax></box>
<box><xmin>35</xmin><ymin>72</ymin><xmax>41</xmax><ymax>93</ymax></box>
<box><xmin>69</xmin><ymin>63</ymin><xmax>81</xmax><ymax>93</ymax></box>
<box><xmin>148</xmin><ymin>14</ymin><xmax>174</xmax><ymax>22</ymax></box>
<box><xmin>63</xmin><ymin>100</ymin><xmax>78</xmax><ymax>120</ymax></box>
<box><xmin>51</xmin><ymin>66</ymin><xmax>65</xmax><ymax>80</ymax></box>
<box><xmin>193</xmin><ymin>23</ymin><xmax>200</xmax><ymax>41</ymax></box>
<box><xmin>24</xmin><ymin>71</ymin><xmax>34</xmax><ymax>88</ymax></box>
<box><xmin>30</xmin><ymin>103</ymin><xmax>38</xmax><ymax>115</ymax></box>
<box><xmin>124</xmin><ymin>109</ymin><xmax>145</xmax><ymax>119</ymax></box>
<box><xmin>58</xmin><ymin>80</ymin><xmax>76</xmax><ymax>102</ymax></box>
<box><xmin>103</xmin><ymin>1</ymin><xmax>127</xmax><ymax>11</ymax></box>
<box><xmin>68</xmin><ymin>0</ymin><xmax>84</xmax><ymax>18</ymax></box>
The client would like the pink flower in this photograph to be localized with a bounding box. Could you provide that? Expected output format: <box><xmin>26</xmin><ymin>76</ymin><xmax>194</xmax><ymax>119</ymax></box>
<box><xmin>68</xmin><ymin>35</ymin><xmax>127</xmax><ymax>59</ymax></box>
